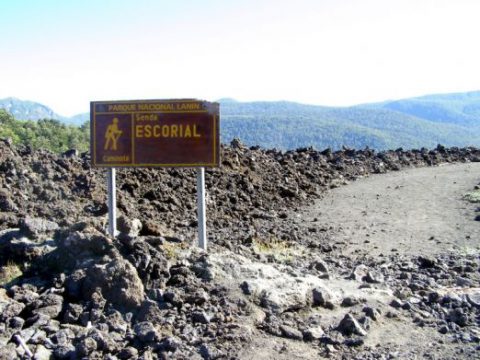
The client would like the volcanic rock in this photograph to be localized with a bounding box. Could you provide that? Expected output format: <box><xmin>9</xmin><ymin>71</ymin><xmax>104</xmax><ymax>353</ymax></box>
<box><xmin>337</xmin><ymin>314</ymin><xmax>367</xmax><ymax>336</ymax></box>
<box><xmin>82</xmin><ymin>254</ymin><xmax>145</xmax><ymax>310</ymax></box>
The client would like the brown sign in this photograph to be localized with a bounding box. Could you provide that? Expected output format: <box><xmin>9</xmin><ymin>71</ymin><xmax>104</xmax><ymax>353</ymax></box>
<box><xmin>90</xmin><ymin>99</ymin><xmax>220</xmax><ymax>167</ymax></box>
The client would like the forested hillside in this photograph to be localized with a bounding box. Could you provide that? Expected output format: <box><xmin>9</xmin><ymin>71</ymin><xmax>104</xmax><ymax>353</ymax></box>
<box><xmin>220</xmin><ymin>99</ymin><xmax>480</xmax><ymax>150</ymax></box>
<box><xmin>0</xmin><ymin>110</ymin><xmax>89</xmax><ymax>153</ymax></box>
<box><xmin>1</xmin><ymin>91</ymin><xmax>479</xmax><ymax>151</ymax></box>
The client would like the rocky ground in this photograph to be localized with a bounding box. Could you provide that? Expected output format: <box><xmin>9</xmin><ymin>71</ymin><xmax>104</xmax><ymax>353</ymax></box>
<box><xmin>0</xmin><ymin>138</ymin><xmax>479</xmax><ymax>359</ymax></box>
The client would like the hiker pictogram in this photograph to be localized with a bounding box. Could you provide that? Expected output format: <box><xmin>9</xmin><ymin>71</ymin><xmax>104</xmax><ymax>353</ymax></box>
<box><xmin>104</xmin><ymin>118</ymin><xmax>123</xmax><ymax>150</ymax></box>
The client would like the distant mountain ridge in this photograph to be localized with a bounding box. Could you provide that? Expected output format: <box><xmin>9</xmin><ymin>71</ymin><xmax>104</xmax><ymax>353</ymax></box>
<box><xmin>1</xmin><ymin>91</ymin><xmax>479</xmax><ymax>150</ymax></box>
<box><xmin>0</xmin><ymin>98</ymin><xmax>87</xmax><ymax>126</ymax></box>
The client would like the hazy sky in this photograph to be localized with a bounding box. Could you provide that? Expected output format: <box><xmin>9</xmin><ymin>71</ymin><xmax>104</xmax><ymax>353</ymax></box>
<box><xmin>1</xmin><ymin>0</ymin><xmax>479</xmax><ymax>116</ymax></box>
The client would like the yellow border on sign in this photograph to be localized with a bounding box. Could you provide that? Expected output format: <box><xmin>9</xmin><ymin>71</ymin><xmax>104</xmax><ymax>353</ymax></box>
<box><xmin>96</xmin><ymin>110</ymin><xmax>208</xmax><ymax>114</ymax></box>
<box><xmin>92</xmin><ymin>100</ymin><xmax>219</xmax><ymax>167</ymax></box>
<box><xmin>131</xmin><ymin>114</ymin><xmax>135</xmax><ymax>164</ymax></box>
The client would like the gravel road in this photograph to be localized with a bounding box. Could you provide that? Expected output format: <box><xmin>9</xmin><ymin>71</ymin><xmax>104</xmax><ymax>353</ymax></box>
<box><xmin>298</xmin><ymin>162</ymin><xmax>480</xmax><ymax>257</ymax></box>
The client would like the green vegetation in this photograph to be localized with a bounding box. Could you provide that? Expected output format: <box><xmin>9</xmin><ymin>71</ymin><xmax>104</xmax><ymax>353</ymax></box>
<box><xmin>0</xmin><ymin>110</ymin><xmax>89</xmax><ymax>153</ymax></box>
<box><xmin>0</xmin><ymin>261</ymin><xmax>23</xmax><ymax>287</ymax></box>
<box><xmin>252</xmin><ymin>236</ymin><xmax>300</xmax><ymax>263</ymax></box>
<box><xmin>463</xmin><ymin>190</ymin><xmax>480</xmax><ymax>203</ymax></box>
<box><xmin>221</xmin><ymin>100</ymin><xmax>480</xmax><ymax>150</ymax></box>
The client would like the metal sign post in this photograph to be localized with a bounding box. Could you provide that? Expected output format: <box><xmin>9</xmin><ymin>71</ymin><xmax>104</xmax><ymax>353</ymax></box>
<box><xmin>91</xmin><ymin>99</ymin><xmax>220</xmax><ymax>250</ymax></box>
<box><xmin>107</xmin><ymin>167</ymin><xmax>117</xmax><ymax>237</ymax></box>
<box><xmin>197</xmin><ymin>167</ymin><xmax>207</xmax><ymax>250</ymax></box>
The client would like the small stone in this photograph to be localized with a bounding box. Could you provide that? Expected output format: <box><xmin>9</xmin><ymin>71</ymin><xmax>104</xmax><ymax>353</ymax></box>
<box><xmin>192</xmin><ymin>311</ymin><xmax>211</xmax><ymax>324</ymax></box>
<box><xmin>311</xmin><ymin>258</ymin><xmax>329</xmax><ymax>273</ymax></box>
<box><xmin>366</xmin><ymin>270</ymin><xmax>384</xmax><ymax>284</ymax></box>
<box><xmin>438</xmin><ymin>325</ymin><xmax>449</xmax><ymax>334</ymax></box>
<box><xmin>312</xmin><ymin>286</ymin><xmax>335</xmax><ymax>309</ymax></box>
<box><xmin>390</xmin><ymin>299</ymin><xmax>404</xmax><ymax>309</ymax></box>
<box><xmin>303</xmin><ymin>326</ymin><xmax>325</xmax><ymax>341</ymax></box>
<box><xmin>418</xmin><ymin>256</ymin><xmax>436</xmax><ymax>268</ymax></box>
<box><xmin>321</xmin><ymin>332</ymin><xmax>344</xmax><ymax>345</ymax></box>
<box><xmin>341</xmin><ymin>296</ymin><xmax>359</xmax><ymax>307</ymax></box>
<box><xmin>19</xmin><ymin>217</ymin><xmax>59</xmax><ymax>239</ymax></box>
<box><xmin>63</xmin><ymin>303</ymin><xmax>83</xmax><ymax>323</ymax></box>
<box><xmin>117</xmin><ymin>216</ymin><xmax>142</xmax><ymax>237</ymax></box>
<box><xmin>466</xmin><ymin>291</ymin><xmax>480</xmax><ymax>307</ymax></box>
<box><xmin>279</xmin><ymin>325</ymin><xmax>303</xmax><ymax>340</ymax></box>
<box><xmin>33</xmin><ymin>345</ymin><xmax>52</xmax><ymax>360</ymax></box>
<box><xmin>53</xmin><ymin>345</ymin><xmax>76</xmax><ymax>359</ymax></box>
<box><xmin>344</xmin><ymin>337</ymin><xmax>364</xmax><ymax>347</ymax></box>
<box><xmin>447</xmin><ymin>308</ymin><xmax>468</xmax><ymax>327</ymax></box>
<box><xmin>76</xmin><ymin>337</ymin><xmax>97</xmax><ymax>356</ymax></box>
<box><xmin>240</xmin><ymin>281</ymin><xmax>253</xmax><ymax>295</ymax></box>
<box><xmin>456</xmin><ymin>277</ymin><xmax>473</xmax><ymax>287</ymax></box>
<box><xmin>349</xmin><ymin>264</ymin><xmax>369</xmax><ymax>281</ymax></box>
<box><xmin>363</xmin><ymin>306</ymin><xmax>381</xmax><ymax>321</ymax></box>
<box><xmin>118</xmin><ymin>346</ymin><xmax>139</xmax><ymax>360</ymax></box>
<box><xmin>337</xmin><ymin>314</ymin><xmax>367</xmax><ymax>336</ymax></box>
<box><xmin>134</xmin><ymin>321</ymin><xmax>159</xmax><ymax>343</ymax></box>
<box><xmin>8</xmin><ymin>316</ymin><xmax>25</xmax><ymax>330</ymax></box>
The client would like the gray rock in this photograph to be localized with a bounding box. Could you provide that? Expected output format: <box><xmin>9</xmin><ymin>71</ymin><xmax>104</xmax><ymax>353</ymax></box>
<box><xmin>83</xmin><ymin>255</ymin><xmax>145</xmax><ymax>310</ymax></box>
<box><xmin>32</xmin><ymin>293</ymin><xmax>63</xmax><ymax>318</ymax></box>
<box><xmin>0</xmin><ymin>189</ymin><xmax>17</xmax><ymax>212</ymax></box>
<box><xmin>29</xmin><ymin>329</ymin><xmax>47</xmax><ymax>344</ymax></box>
<box><xmin>76</xmin><ymin>337</ymin><xmax>97</xmax><ymax>357</ymax></box>
<box><xmin>456</xmin><ymin>277</ymin><xmax>473</xmax><ymax>287</ymax></box>
<box><xmin>0</xmin><ymin>298</ymin><xmax>25</xmax><ymax>321</ymax></box>
<box><xmin>390</xmin><ymin>299</ymin><xmax>404</xmax><ymax>309</ymax></box>
<box><xmin>337</xmin><ymin>314</ymin><xmax>367</xmax><ymax>336</ymax></box>
<box><xmin>303</xmin><ymin>326</ymin><xmax>325</xmax><ymax>341</ymax></box>
<box><xmin>447</xmin><ymin>308</ymin><xmax>468</xmax><ymax>327</ymax></box>
<box><xmin>118</xmin><ymin>216</ymin><xmax>143</xmax><ymax>238</ymax></box>
<box><xmin>8</xmin><ymin>316</ymin><xmax>25</xmax><ymax>330</ymax></box>
<box><xmin>63</xmin><ymin>303</ymin><xmax>83</xmax><ymax>323</ymax></box>
<box><xmin>0</xmin><ymin>343</ymin><xmax>17</xmax><ymax>360</ymax></box>
<box><xmin>63</xmin><ymin>231</ymin><xmax>112</xmax><ymax>255</ymax></box>
<box><xmin>466</xmin><ymin>291</ymin><xmax>480</xmax><ymax>308</ymax></box>
<box><xmin>311</xmin><ymin>258</ymin><xmax>329</xmax><ymax>273</ymax></box>
<box><xmin>341</xmin><ymin>296</ymin><xmax>360</xmax><ymax>307</ymax></box>
<box><xmin>280</xmin><ymin>325</ymin><xmax>303</xmax><ymax>340</ymax></box>
<box><xmin>312</xmin><ymin>286</ymin><xmax>335</xmax><ymax>309</ymax></box>
<box><xmin>33</xmin><ymin>345</ymin><xmax>52</xmax><ymax>360</ymax></box>
<box><xmin>19</xmin><ymin>216</ymin><xmax>59</xmax><ymax>239</ymax></box>
<box><xmin>118</xmin><ymin>346</ymin><xmax>139</xmax><ymax>360</ymax></box>
<box><xmin>134</xmin><ymin>321</ymin><xmax>159</xmax><ymax>343</ymax></box>
<box><xmin>344</xmin><ymin>337</ymin><xmax>364</xmax><ymax>347</ymax></box>
<box><xmin>363</xmin><ymin>306</ymin><xmax>381</xmax><ymax>321</ymax></box>
<box><xmin>192</xmin><ymin>311</ymin><xmax>211</xmax><ymax>324</ymax></box>
<box><xmin>349</xmin><ymin>265</ymin><xmax>369</xmax><ymax>281</ymax></box>
<box><xmin>53</xmin><ymin>345</ymin><xmax>76</xmax><ymax>359</ymax></box>
<box><xmin>366</xmin><ymin>270</ymin><xmax>384</xmax><ymax>284</ymax></box>
<box><xmin>418</xmin><ymin>256</ymin><xmax>436</xmax><ymax>268</ymax></box>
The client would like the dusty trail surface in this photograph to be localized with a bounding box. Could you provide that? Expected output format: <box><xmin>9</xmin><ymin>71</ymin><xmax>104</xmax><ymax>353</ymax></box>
<box><xmin>296</xmin><ymin>162</ymin><xmax>480</xmax><ymax>257</ymax></box>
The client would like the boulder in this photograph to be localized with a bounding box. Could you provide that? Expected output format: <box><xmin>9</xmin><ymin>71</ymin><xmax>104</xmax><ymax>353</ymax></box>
<box><xmin>83</xmin><ymin>255</ymin><xmax>145</xmax><ymax>310</ymax></box>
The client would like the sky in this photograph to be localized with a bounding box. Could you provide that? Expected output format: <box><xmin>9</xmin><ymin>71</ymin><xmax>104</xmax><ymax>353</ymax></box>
<box><xmin>1</xmin><ymin>0</ymin><xmax>480</xmax><ymax>116</ymax></box>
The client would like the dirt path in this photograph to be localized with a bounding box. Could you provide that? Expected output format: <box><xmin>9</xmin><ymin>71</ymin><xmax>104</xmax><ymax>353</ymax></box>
<box><xmin>296</xmin><ymin>162</ymin><xmax>480</xmax><ymax>257</ymax></box>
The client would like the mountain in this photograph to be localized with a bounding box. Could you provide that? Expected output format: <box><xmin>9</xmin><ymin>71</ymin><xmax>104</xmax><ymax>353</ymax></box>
<box><xmin>220</xmin><ymin>96</ymin><xmax>480</xmax><ymax>150</ymax></box>
<box><xmin>0</xmin><ymin>97</ymin><xmax>87</xmax><ymax>126</ymax></box>
<box><xmin>1</xmin><ymin>91</ymin><xmax>479</xmax><ymax>150</ymax></box>
<box><xmin>362</xmin><ymin>90</ymin><xmax>480</xmax><ymax>127</ymax></box>
<box><xmin>0</xmin><ymin>97</ymin><xmax>60</xmax><ymax>121</ymax></box>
